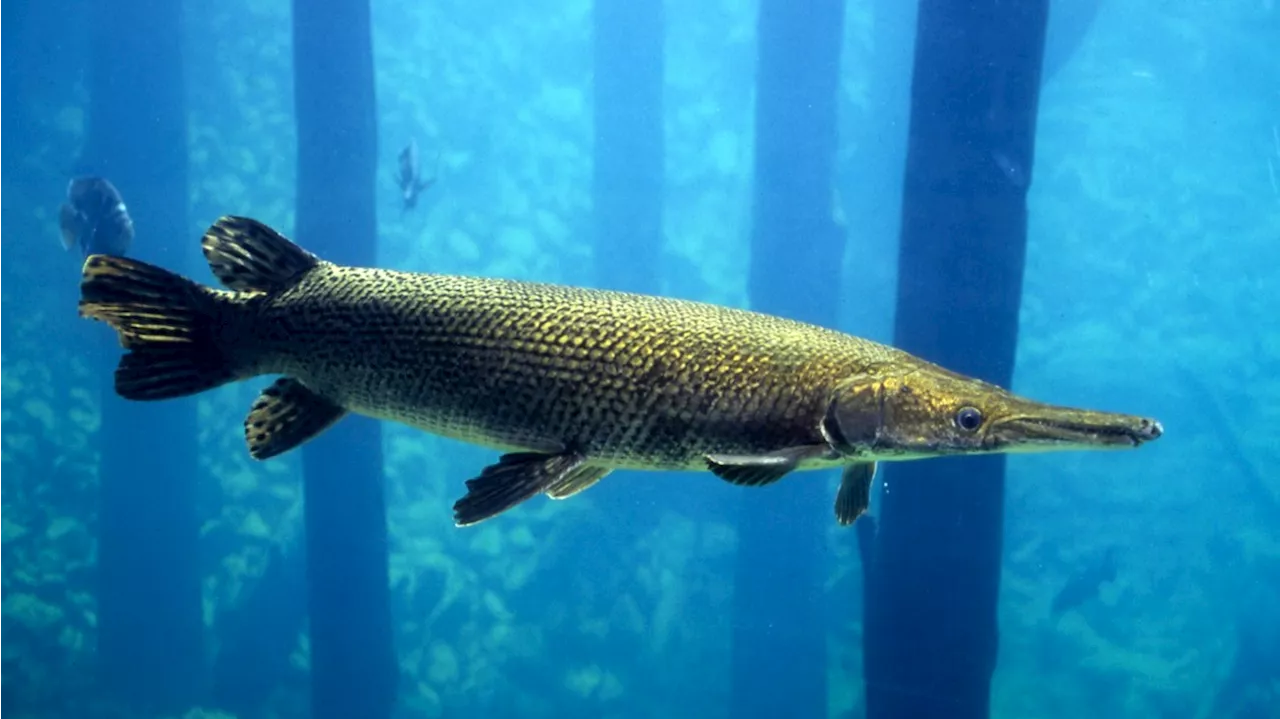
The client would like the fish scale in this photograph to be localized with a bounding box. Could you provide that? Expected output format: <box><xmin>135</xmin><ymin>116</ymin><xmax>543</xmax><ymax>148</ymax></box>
<box><xmin>251</xmin><ymin>263</ymin><xmax>878</xmax><ymax>470</ymax></box>
<box><xmin>79</xmin><ymin>215</ymin><xmax>1162</xmax><ymax>527</ymax></box>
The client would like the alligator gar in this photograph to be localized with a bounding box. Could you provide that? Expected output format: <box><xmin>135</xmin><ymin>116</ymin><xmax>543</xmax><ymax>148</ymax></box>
<box><xmin>79</xmin><ymin>216</ymin><xmax>1163</xmax><ymax>527</ymax></box>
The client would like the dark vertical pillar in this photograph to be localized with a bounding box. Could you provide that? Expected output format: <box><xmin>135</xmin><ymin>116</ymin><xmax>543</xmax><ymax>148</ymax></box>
<box><xmin>292</xmin><ymin>2</ymin><xmax>397</xmax><ymax>718</ymax></box>
<box><xmin>592</xmin><ymin>0</ymin><xmax>664</xmax><ymax>293</ymax></box>
<box><xmin>82</xmin><ymin>0</ymin><xmax>204</xmax><ymax>713</ymax></box>
<box><xmin>733</xmin><ymin>1</ymin><xmax>845</xmax><ymax>718</ymax></box>
<box><xmin>862</xmin><ymin>2</ymin><xmax>1048</xmax><ymax>719</ymax></box>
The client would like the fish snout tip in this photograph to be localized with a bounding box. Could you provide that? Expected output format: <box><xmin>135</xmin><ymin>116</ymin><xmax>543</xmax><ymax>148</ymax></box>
<box><xmin>1133</xmin><ymin>417</ymin><xmax>1163</xmax><ymax>444</ymax></box>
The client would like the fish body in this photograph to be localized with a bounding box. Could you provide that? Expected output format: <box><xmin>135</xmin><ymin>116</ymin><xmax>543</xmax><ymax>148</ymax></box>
<box><xmin>59</xmin><ymin>177</ymin><xmax>134</xmax><ymax>257</ymax></box>
<box><xmin>395</xmin><ymin>139</ymin><xmax>437</xmax><ymax>210</ymax></box>
<box><xmin>79</xmin><ymin>216</ymin><xmax>1163</xmax><ymax>527</ymax></box>
<box><xmin>251</xmin><ymin>268</ymin><xmax>899</xmax><ymax>471</ymax></box>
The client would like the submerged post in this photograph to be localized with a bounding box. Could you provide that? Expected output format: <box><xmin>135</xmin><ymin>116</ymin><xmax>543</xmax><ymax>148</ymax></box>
<box><xmin>862</xmin><ymin>2</ymin><xmax>1049</xmax><ymax>718</ymax></box>
<box><xmin>292</xmin><ymin>1</ymin><xmax>397</xmax><ymax>717</ymax></box>
<box><xmin>733</xmin><ymin>1</ymin><xmax>846</xmax><ymax>717</ymax></box>
<box><xmin>83</xmin><ymin>0</ymin><xmax>204</xmax><ymax>713</ymax></box>
<box><xmin>592</xmin><ymin>0</ymin><xmax>664</xmax><ymax>293</ymax></box>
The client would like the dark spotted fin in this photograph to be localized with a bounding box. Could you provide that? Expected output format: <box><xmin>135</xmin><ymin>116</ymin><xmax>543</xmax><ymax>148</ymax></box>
<box><xmin>545</xmin><ymin>465</ymin><xmax>611</xmax><ymax>500</ymax></box>
<box><xmin>244</xmin><ymin>377</ymin><xmax>347</xmax><ymax>460</ymax></box>
<box><xmin>202</xmin><ymin>215</ymin><xmax>320</xmax><ymax>293</ymax></box>
<box><xmin>79</xmin><ymin>254</ymin><xmax>236</xmax><ymax>400</ymax></box>
<box><xmin>835</xmin><ymin>462</ymin><xmax>876</xmax><ymax>526</ymax></box>
<box><xmin>454</xmin><ymin>451</ymin><xmax>586</xmax><ymax>526</ymax></box>
<box><xmin>705</xmin><ymin>445</ymin><xmax>833</xmax><ymax>487</ymax></box>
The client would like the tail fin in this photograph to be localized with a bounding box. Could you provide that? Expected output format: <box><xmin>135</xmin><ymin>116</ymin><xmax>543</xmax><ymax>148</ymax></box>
<box><xmin>201</xmin><ymin>215</ymin><xmax>320</xmax><ymax>292</ymax></box>
<box><xmin>79</xmin><ymin>254</ymin><xmax>235</xmax><ymax>400</ymax></box>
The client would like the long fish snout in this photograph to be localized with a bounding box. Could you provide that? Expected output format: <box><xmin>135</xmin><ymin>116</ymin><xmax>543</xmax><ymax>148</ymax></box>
<box><xmin>987</xmin><ymin>406</ymin><xmax>1164</xmax><ymax>453</ymax></box>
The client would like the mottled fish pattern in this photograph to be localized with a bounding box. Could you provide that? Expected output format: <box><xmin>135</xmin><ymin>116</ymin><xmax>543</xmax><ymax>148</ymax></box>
<box><xmin>79</xmin><ymin>216</ymin><xmax>1162</xmax><ymax>527</ymax></box>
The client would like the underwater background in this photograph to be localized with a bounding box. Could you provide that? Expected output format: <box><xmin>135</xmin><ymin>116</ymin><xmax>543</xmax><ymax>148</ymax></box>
<box><xmin>2</xmin><ymin>0</ymin><xmax>1278</xmax><ymax>718</ymax></box>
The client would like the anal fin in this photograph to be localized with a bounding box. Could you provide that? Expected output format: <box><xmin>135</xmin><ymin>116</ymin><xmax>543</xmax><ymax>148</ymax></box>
<box><xmin>454</xmin><ymin>451</ymin><xmax>586</xmax><ymax>526</ymax></box>
<box><xmin>835</xmin><ymin>462</ymin><xmax>876</xmax><ymax>526</ymax></box>
<box><xmin>245</xmin><ymin>377</ymin><xmax>347</xmax><ymax>460</ymax></box>
<box><xmin>705</xmin><ymin>445</ymin><xmax>831</xmax><ymax>487</ymax></box>
<box><xmin>545</xmin><ymin>465</ymin><xmax>611</xmax><ymax>500</ymax></box>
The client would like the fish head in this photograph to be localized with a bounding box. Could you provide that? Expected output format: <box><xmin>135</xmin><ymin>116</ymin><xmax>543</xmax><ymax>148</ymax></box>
<box><xmin>824</xmin><ymin>362</ymin><xmax>1162</xmax><ymax>460</ymax></box>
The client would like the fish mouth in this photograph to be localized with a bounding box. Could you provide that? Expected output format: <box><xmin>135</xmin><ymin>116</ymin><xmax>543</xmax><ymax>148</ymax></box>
<box><xmin>989</xmin><ymin>410</ymin><xmax>1163</xmax><ymax>452</ymax></box>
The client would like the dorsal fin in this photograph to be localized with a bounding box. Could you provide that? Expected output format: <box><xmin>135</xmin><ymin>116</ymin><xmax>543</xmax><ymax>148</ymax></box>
<box><xmin>201</xmin><ymin>215</ymin><xmax>320</xmax><ymax>293</ymax></box>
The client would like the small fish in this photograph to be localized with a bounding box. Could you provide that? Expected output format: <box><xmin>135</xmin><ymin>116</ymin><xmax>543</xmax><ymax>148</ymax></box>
<box><xmin>1051</xmin><ymin>547</ymin><xmax>1118</xmax><ymax>617</ymax></box>
<box><xmin>78</xmin><ymin>216</ymin><xmax>1163</xmax><ymax>528</ymax></box>
<box><xmin>59</xmin><ymin>177</ymin><xmax>134</xmax><ymax>257</ymax></box>
<box><xmin>394</xmin><ymin>139</ymin><xmax>438</xmax><ymax>211</ymax></box>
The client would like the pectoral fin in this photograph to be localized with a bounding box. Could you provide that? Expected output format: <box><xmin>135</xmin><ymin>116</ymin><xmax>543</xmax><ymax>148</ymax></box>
<box><xmin>244</xmin><ymin>377</ymin><xmax>347</xmax><ymax>460</ymax></box>
<box><xmin>705</xmin><ymin>445</ymin><xmax>832</xmax><ymax>487</ymax></box>
<box><xmin>454</xmin><ymin>450</ymin><xmax>587</xmax><ymax>526</ymax></box>
<box><xmin>835</xmin><ymin>462</ymin><xmax>876</xmax><ymax>526</ymax></box>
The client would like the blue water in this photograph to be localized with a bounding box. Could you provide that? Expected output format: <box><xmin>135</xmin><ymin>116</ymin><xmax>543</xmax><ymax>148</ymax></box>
<box><xmin>2</xmin><ymin>1</ymin><xmax>1278</xmax><ymax>718</ymax></box>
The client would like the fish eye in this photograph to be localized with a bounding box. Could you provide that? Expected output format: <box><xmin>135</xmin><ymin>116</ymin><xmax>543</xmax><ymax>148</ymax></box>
<box><xmin>955</xmin><ymin>406</ymin><xmax>983</xmax><ymax>432</ymax></box>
